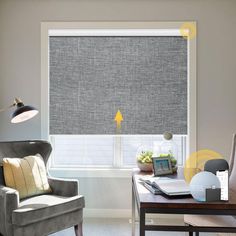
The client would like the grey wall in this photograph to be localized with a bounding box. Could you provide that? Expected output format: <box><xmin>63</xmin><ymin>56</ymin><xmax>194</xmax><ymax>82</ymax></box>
<box><xmin>74</xmin><ymin>177</ymin><xmax>131</xmax><ymax>210</ymax></box>
<box><xmin>0</xmin><ymin>0</ymin><xmax>236</xmax><ymax>212</ymax></box>
<box><xmin>0</xmin><ymin>0</ymin><xmax>236</xmax><ymax>156</ymax></box>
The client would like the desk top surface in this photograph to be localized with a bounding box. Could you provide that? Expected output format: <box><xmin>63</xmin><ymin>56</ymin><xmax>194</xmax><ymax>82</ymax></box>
<box><xmin>132</xmin><ymin>170</ymin><xmax>236</xmax><ymax>211</ymax></box>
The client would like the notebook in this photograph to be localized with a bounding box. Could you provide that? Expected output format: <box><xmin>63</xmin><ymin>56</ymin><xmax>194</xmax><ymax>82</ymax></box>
<box><xmin>139</xmin><ymin>177</ymin><xmax>190</xmax><ymax>196</ymax></box>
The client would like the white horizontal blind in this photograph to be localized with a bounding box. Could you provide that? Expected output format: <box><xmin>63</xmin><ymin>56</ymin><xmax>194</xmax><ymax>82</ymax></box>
<box><xmin>50</xmin><ymin>135</ymin><xmax>185</xmax><ymax>168</ymax></box>
<box><xmin>50</xmin><ymin>136</ymin><xmax>114</xmax><ymax>167</ymax></box>
<box><xmin>122</xmin><ymin>136</ymin><xmax>185</xmax><ymax>167</ymax></box>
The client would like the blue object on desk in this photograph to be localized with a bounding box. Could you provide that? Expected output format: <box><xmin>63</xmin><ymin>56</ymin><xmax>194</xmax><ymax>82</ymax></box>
<box><xmin>190</xmin><ymin>171</ymin><xmax>221</xmax><ymax>202</ymax></box>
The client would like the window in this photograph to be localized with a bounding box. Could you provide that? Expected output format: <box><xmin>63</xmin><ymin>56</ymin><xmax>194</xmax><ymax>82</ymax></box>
<box><xmin>50</xmin><ymin>135</ymin><xmax>186</xmax><ymax>168</ymax></box>
<box><xmin>50</xmin><ymin>135</ymin><xmax>114</xmax><ymax>167</ymax></box>
<box><xmin>122</xmin><ymin>135</ymin><xmax>186</xmax><ymax>167</ymax></box>
<box><xmin>41</xmin><ymin>22</ymin><xmax>196</xmax><ymax>175</ymax></box>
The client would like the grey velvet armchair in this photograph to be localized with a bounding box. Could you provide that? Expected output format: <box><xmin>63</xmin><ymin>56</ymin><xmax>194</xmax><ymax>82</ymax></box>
<box><xmin>0</xmin><ymin>140</ymin><xmax>85</xmax><ymax>236</ymax></box>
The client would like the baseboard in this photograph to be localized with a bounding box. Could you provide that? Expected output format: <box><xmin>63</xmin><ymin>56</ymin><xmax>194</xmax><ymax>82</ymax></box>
<box><xmin>84</xmin><ymin>208</ymin><xmax>131</xmax><ymax>218</ymax></box>
<box><xmin>84</xmin><ymin>208</ymin><xmax>184</xmax><ymax>221</ymax></box>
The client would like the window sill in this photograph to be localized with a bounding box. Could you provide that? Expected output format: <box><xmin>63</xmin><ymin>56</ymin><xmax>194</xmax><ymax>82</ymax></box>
<box><xmin>48</xmin><ymin>167</ymin><xmax>136</xmax><ymax>178</ymax></box>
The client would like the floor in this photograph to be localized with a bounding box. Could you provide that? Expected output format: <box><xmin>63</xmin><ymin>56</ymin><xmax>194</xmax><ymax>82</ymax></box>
<box><xmin>50</xmin><ymin>218</ymin><xmax>217</xmax><ymax>236</ymax></box>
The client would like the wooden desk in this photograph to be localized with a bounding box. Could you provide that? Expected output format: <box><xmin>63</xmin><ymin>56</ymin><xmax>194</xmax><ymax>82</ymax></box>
<box><xmin>132</xmin><ymin>171</ymin><xmax>236</xmax><ymax>236</ymax></box>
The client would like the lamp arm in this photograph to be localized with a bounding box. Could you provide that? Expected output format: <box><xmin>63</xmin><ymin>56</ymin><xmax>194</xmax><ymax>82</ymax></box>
<box><xmin>0</xmin><ymin>98</ymin><xmax>23</xmax><ymax>113</ymax></box>
<box><xmin>0</xmin><ymin>104</ymin><xmax>16</xmax><ymax>113</ymax></box>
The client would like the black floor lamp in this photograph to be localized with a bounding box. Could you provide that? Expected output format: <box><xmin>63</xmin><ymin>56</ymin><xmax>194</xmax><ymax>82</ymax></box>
<box><xmin>0</xmin><ymin>98</ymin><xmax>38</xmax><ymax>123</ymax></box>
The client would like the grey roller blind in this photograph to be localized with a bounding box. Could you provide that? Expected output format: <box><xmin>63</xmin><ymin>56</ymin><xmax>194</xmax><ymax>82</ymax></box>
<box><xmin>49</xmin><ymin>36</ymin><xmax>187</xmax><ymax>135</ymax></box>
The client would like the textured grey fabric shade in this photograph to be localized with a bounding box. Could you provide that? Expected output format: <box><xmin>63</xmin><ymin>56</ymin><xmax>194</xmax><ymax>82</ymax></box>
<box><xmin>49</xmin><ymin>36</ymin><xmax>187</xmax><ymax>134</ymax></box>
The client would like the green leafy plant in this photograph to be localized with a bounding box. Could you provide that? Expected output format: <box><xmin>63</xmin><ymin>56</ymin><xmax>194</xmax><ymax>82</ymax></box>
<box><xmin>137</xmin><ymin>150</ymin><xmax>153</xmax><ymax>164</ymax></box>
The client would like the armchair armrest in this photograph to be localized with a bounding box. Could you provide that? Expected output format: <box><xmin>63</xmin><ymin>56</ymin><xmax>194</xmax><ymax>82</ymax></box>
<box><xmin>48</xmin><ymin>177</ymin><xmax>79</xmax><ymax>197</ymax></box>
<box><xmin>0</xmin><ymin>185</ymin><xmax>19</xmax><ymax>235</ymax></box>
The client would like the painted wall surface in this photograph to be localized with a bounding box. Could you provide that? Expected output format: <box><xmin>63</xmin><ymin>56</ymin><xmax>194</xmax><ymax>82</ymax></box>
<box><xmin>0</xmin><ymin>0</ymin><xmax>236</xmax><ymax>213</ymax></box>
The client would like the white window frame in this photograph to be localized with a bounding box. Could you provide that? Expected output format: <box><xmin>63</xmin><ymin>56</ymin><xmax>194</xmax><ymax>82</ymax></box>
<box><xmin>41</xmin><ymin>22</ymin><xmax>197</xmax><ymax>178</ymax></box>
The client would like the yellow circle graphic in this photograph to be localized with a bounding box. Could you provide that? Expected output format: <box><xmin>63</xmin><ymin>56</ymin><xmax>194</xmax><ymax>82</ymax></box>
<box><xmin>184</xmin><ymin>149</ymin><xmax>223</xmax><ymax>183</ymax></box>
<box><xmin>180</xmin><ymin>22</ymin><xmax>197</xmax><ymax>40</ymax></box>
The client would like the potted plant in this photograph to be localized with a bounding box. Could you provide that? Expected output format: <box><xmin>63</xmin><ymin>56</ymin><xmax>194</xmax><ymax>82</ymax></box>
<box><xmin>137</xmin><ymin>150</ymin><xmax>153</xmax><ymax>172</ymax></box>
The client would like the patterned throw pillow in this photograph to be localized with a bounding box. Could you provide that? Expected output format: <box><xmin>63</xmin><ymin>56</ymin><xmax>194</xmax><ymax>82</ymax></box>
<box><xmin>3</xmin><ymin>154</ymin><xmax>52</xmax><ymax>199</ymax></box>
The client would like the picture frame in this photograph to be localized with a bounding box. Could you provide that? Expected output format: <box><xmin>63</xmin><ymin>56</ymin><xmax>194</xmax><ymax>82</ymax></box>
<box><xmin>152</xmin><ymin>156</ymin><xmax>173</xmax><ymax>176</ymax></box>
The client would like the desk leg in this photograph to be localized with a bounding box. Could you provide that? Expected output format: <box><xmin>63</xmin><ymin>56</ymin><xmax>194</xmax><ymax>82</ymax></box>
<box><xmin>132</xmin><ymin>181</ymin><xmax>135</xmax><ymax>236</ymax></box>
<box><xmin>139</xmin><ymin>209</ymin><xmax>145</xmax><ymax>236</ymax></box>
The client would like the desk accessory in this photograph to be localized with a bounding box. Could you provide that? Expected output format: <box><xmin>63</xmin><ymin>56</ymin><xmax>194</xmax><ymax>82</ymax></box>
<box><xmin>152</xmin><ymin>156</ymin><xmax>173</xmax><ymax>176</ymax></box>
<box><xmin>189</xmin><ymin>171</ymin><xmax>221</xmax><ymax>202</ymax></box>
<box><xmin>204</xmin><ymin>159</ymin><xmax>229</xmax><ymax>201</ymax></box>
<box><xmin>155</xmin><ymin>179</ymin><xmax>190</xmax><ymax>196</ymax></box>
<box><xmin>205</xmin><ymin>188</ymin><xmax>221</xmax><ymax>202</ymax></box>
<box><xmin>204</xmin><ymin>159</ymin><xmax>229</xmax><ymax>174</ymax></box>
<box><xmin>156</xmin><ymin>132</ymin><xmax>178</xmax><ymax>158</ymax></box>
<box><xmin>139</xmin><ymin>177</ymin><xmax>190</xmax><ymax>196</ymax></box>
<box><xmin>216</xmin><ymin>170</ymin><xmax>229</xmax><ymax>201</ymax></box>
<box><xmin>0</xmin><ymin>98</ymin><xmax>38</xmax><ymax>123</ymax></box>
<box><xmin>153</xmin><ymin>132</ymin><xmax>178</xmax><ymax>173</ymax></box>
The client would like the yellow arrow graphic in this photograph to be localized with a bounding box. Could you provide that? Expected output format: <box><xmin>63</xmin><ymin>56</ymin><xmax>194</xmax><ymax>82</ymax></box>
<box><xmin>114</xmin><ymin>110</ymin><xmax>123</xmax><ymax>130</ymax></box>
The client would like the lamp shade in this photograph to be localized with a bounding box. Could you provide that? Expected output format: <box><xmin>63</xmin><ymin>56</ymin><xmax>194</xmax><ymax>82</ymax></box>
<box><xmin>11</xmin><ymin>103</ymin><xmax>38</xmax><ymax>123</ymax></box>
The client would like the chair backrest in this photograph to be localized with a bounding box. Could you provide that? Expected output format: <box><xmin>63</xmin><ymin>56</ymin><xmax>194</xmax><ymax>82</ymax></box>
<box><xmin>229</xmin><ymin>134</ymin><xmax>236</xmax><ymax>191</ymax></box>
<box><xmin>0</xmin><ymin>140</ymin><xmax>52</xmax><ymax>186</ymax></box>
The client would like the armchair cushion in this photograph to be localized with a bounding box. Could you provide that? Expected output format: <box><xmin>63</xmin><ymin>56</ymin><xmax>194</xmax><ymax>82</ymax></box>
<box><xmin>12</xmin><ymin>194</ymin><xmax>85</xmax><ymax>226</ymax></box>
<box><xmin>3</xmin><ymin>154</ymin><xmax>52</xmax><ymax>199</ymax></box>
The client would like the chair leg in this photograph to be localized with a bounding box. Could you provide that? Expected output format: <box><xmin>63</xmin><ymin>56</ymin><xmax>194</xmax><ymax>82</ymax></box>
<box><xmin>195</xmin><ymin>232</ymin><xmax>199</xmax><ymax>236</ymax></box>
<box><xmin>74</xmin><ymin>222</ymin><xmax>83</xmax><ymax>236</ymax></box>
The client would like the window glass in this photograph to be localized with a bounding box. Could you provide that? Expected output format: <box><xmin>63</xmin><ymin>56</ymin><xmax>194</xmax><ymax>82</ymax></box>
<box><xmin>122</xmin><ymin>136</ymin><xmax>184</xmax><ymax>167</ymax></box>
<box><xmin>51</xmin><ymin>136</ymin><xmax>114</xmax><ymax>167</ymax></box>
<box><xmin>50</xmin><ymin>135</ymin><xmax>185</xmax><ymax>168</ymax></box>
